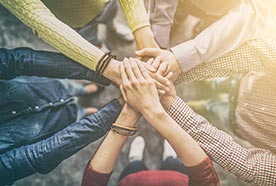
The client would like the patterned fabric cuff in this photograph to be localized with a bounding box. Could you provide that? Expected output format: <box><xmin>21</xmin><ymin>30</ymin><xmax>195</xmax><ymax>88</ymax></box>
<box><xmin>167</xmin><ymin>96</ymin><xmax>194</xmax><ymax>129</ymax></box>
<box><xmin>167</xmin><ymin>96</ymin><xmax>187</xmax><ymax>115</ymax></box>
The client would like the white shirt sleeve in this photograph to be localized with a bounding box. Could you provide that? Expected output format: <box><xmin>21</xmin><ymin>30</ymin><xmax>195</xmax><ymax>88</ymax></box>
<box><xmin>171</xmin><ymin>0</ymin><xmax>276</xmax><ymax>72</ymax></box>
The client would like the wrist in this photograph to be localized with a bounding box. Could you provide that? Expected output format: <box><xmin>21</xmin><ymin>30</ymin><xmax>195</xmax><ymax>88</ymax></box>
<box><xmin>116</xmin><ymin>105</ymin><xmax>140</xmax><ymax>127</ymax></box>
<box><xmin>143</xmin><ymin>107</ymin><xmax>170</xmax><ymax>128</ymax></box>
<box><xmin>161</xmin><ymin>96</ymin><xmax>177</xmax><ymax>111</ymax></box>
<box><xmin>141</xmin><ymin>103</ymin><xmax>166</xmax><ymax>122</ymax></box>
<box><xmin>134</xmin><ymin>26</ymin><xmax>159</xmax><ymax>50</ymax></box>
<box><xmin>102</xmin><ymin>58</ymin><xmax>121</xmax><ymax>86</ymax></box>
<box><xmin>169</xmin><ymin>51</ymin><xmax>182</xmax><ymax>79</ymax></box>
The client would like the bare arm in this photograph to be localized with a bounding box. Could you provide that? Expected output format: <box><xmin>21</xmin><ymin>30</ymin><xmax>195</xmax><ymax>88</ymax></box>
<box><xmin>118</xmin><ymin>0</ymin><xmax>159</xmax><ymax>49</ymax></box>
<box><xmin>81</xmin><ymin>104</ymin><xmax>140</xmax><ymax>186</ymax></box>
<box><xmin>119</xmin><ymin>58</ymin><xmax>219</xmax><ymax>185</ymax></box>
<box><xmin>90</xmin><ymin>105</ymin><xmax>140</xmax><ymax>173</ymax></box>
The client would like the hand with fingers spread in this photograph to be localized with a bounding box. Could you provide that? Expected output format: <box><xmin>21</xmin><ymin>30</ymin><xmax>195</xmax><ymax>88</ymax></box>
<box><xmin>135</xmin><ymin>48</ymin><xmax>182</xmax><ymax>80</ymax></box>
<box><xmin>120</xmin><ymin>58</ymin><xmax>163</xmax><ymax>114</ymax></box>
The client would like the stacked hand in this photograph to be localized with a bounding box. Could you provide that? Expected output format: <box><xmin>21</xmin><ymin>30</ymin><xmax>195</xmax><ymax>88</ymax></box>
<box><xmin>136</xmin><ymin>48</ymin><xmax>182</xmax><ymax>80</ymax></box>
<box><xmin>119</xmin><ymin>58</ymin><xmax>177</xmax><ymax>115</ymax></box>
<box><xmin>120</xmin><ymin>58</ymin><xmax>161</xmax><ymax>114</ymax></box>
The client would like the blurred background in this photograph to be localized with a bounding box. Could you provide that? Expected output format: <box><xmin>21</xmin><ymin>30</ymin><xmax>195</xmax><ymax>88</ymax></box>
<box><xmin>0</xmin><ymin>2</ymin><xmax>252</xmax><ymax>186</ymax></box>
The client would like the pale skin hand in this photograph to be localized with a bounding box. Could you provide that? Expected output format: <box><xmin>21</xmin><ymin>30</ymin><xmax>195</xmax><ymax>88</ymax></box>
<box><xmin>102</xmin><ymin>58</ymin><xmax>155</xmax><ymax>86</ymax></box>
<box><xmin>142</xmin><ymin>56</ymin><xmax>176</xmax><ymax>108</ymax></box>
<box><xmin>136</xmin><ymin>57</ymin><xmax>173</xmax><ymax>95</ymax></box>
<box><xmin>135</xmin><ymin>48</ymin><xmax>182</xmax><ymax>80</ymax></box>
<box><xmin>119</xmin><ymin>56</ymin><xmax>212</xmax><ymax>170</ymax></box>
<box><xmin>120</xmin><ymin>58</ymin><xmax>163</xmax><ymax>114</ymax></box>
<box><xmin>160</xmin><ymin>81</ymin><xmax>177</xmax><ymax>111</ymax></box>
<box><xmin>102</xmin><ymin>58</ymin><xmax>171</xmax><ymax>95</ymax></box>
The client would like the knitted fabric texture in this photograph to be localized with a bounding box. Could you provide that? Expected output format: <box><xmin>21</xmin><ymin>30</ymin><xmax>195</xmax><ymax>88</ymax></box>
<box><xmin>0</xmin><ymin>0</ymin><xmax>150</xmax><ymax>70</ymax></box>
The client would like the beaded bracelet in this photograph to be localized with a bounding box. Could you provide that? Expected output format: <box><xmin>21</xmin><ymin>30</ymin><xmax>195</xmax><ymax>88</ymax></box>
<box><xmin>111</xmin><ymin>123</ymin><xmax>138</xmax><ymax>136</ymax></box>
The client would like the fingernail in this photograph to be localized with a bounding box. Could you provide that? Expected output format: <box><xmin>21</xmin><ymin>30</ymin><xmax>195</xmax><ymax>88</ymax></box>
<box><xmin>166</xmin><ymin>81</ymin><xmax>170</xmax><ymax>86</ymax></box>
<box><xmin>160</xmin><ymin>90</ymin><xmax>165</xmax><ymax>94</ymax></box>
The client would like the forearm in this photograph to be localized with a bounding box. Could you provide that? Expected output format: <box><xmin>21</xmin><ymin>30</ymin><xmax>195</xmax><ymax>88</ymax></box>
<box><xmin>143</xmin><ymin>107</ymin><xmax>207</xmax><ymax>167</ymax></box>
<box><xmin>0</xmin><ymin>99</ymin><xmax>122</xmax><ymax>185</ymax></box>
<box><xmin>0</xmin><ymin>0</ymin><xmax>104</xmax><ymax>71</ymax></box>
<box><xmin>118</xmin><ymin>0</ymin><xmax>158</xmax><ymax>49</ymax></box>
<box><xmin>133</xmin><ymin>26</ymin><xmax>159</xmax><ymax>50</ymax></box>
<box><xmin>91</xmin><ymin>105</ymin><xmax>140</xmax><ymax>174</ymax></box>
<box><xmin>171</xmin><ymin>0</ymin><xmax>272</xmax><ymax>73</ymax></box>
<box><xmin>0</xmin><ymin>48</ymin><xmax>110</xmax><ymax>85</ymax></box>
<box><xmin>167</xmin><ymin>97</ymin><xmax>276</xmax><ymax>185</ymax></box>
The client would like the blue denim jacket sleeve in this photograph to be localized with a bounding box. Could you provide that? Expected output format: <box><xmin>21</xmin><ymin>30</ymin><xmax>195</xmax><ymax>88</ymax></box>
<box><xmin>0</xmin><ymin>99</ymin><xmax>122</xmax><ymax>185</ymax></box>
<box><xmin>0</xmin><ymin>47</ymin><xmax>110</xmax><ymax>85</ymax></box>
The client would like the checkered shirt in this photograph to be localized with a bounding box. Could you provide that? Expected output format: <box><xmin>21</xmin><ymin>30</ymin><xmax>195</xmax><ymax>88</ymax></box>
<box><xmin>167</xmin><ymin>97</ymin><xmax>276</xmax><ymax>186</ymax></box>
<box><xmin>174</xmin><ymin>37</ymin><xmax>276</xmax><ymax>84</ymax></box>
<box><xmin>235</xmin><ymin>72</ymin><xmax>276</xmax><ymax>154</ymax></box>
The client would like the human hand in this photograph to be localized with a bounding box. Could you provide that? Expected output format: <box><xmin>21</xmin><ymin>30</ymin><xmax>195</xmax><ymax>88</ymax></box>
<box><xmin>135</xmin><ymin>58</ymin><xmax>172</xmax><ymax>95</ymax></box>
<box><xmin>145</xmin><ymin>57</ymin><xmax>171</xmax><ymax>76</ymax></box>
<box><xmin>135</xmin><ymin>48</ymin><xmax>182</xmax><ymax>80</ymax></box>
<box><xmin>147</xmin><ymin>57</ymin><xmax>177</xmax><ymax>110</ymax></box>
<box><xmin>102</xmin><ymin>58</ymin><xmax>156</xmax><ymax>87</ymax></box>
<box><xmin>119</xmin><ymin>58</ymin><xmax>163</xmax><ymax>114</ymax></box>
<box><xmin>160</xmin><ymin>81</ymin><xmax>177</xmax><ymax>111</ymax></box>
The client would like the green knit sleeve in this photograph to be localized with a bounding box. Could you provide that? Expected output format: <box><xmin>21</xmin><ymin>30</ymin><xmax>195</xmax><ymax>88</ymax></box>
<box><xmin>119</xmin><ymin>0</ymin><xmax>150</xmax><ymax>32</ymax></box>
<box><xmin>0</xmin><ymin>0</ymin><xmax>104</xmax><ymax>70</ymax></box>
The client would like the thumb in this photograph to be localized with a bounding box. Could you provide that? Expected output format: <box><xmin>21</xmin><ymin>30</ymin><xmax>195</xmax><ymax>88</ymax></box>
<box><xmin>135</xmin><ymin>48</ymin><xmax>160</xmax><ymax>57</ymax></box>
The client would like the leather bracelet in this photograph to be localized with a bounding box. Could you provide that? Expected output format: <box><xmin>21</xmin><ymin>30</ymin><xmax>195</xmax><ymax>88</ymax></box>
<box><xmin>111</xmin><ymin>123</ymin><xmax>138</xmax><ymax>136</ymax></box>
<box><xmin>111</xmin><ymin>127</ymin><xmax>137</xmax><ymax>136</ymax></box>
<box><xmin>96</xmin><ymin>52</ymin><xmax>116</xmax><ymax>75</ymax></box>
<box><xmin>112</xmin><ymin>123</ymin><xmax>138</xmax><ymax>131</ymax></box>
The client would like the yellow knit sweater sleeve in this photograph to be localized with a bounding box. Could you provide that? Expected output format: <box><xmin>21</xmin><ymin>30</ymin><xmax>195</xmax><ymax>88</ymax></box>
<box><xmin>119</xmin><ymin>0</ymin><xmax>150</xmax><ymax>32</ymax></box>
<box><xmin>0</xmin><ymin>0</ymin><xmax>104</xmax><ymax>70</ymax></box>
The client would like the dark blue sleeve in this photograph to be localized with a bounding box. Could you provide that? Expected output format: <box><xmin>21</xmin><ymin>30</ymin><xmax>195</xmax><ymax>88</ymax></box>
<box><xmin>0</xmin><ymin>99</ymin><xmax>122</xmax><ymax>185</ymax></box>
<box><xmin>0</xmin><ymin>47</ymin><xmax>110</xmax><ymax>85</ymax></box>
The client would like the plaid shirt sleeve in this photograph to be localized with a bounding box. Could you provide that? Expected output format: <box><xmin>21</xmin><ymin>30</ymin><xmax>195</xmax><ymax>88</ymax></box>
<box><xmin>174</xmin><ymin>37</ymin><xmax>276</xmax><ymax>84</ymax></box>
<box><xmin>167</xmin><ymin>97</ymin><xmax>276</xmax><ymax>186</ymax></box>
